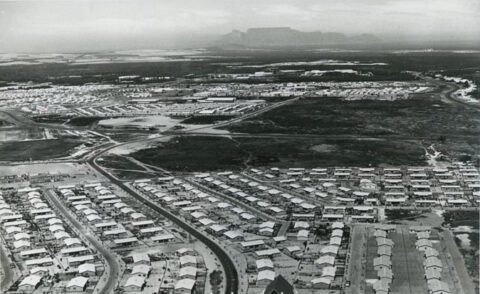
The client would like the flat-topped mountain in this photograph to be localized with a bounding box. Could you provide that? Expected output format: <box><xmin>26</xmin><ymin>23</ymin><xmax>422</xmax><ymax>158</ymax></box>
<box><xmin>217</xmin><ymin>27</ymin><xmax>381</xmax><ymax>48</ymax></box>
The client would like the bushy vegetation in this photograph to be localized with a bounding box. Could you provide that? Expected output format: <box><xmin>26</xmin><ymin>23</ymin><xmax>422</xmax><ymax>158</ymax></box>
<box><xmin>0</xmin><ymin>139</ymin><xmax>82</xmax><ymax>161</ymax></box>
<box><xmin>132</xmin><ymin>135</ymin><xmax>425</xmax><ymax>172</ymax></box>
<box><xmin>181</xmin><ymin>115</ymin><xmax>235</xmax><ymax>124</ymax></box>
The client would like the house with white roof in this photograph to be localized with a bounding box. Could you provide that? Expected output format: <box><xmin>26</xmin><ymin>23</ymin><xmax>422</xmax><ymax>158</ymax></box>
<box><xmin>131</xmin><ymin>264</ymin><xmax>151</xmax><ymax>277</ymax></box>
<box><xmin>18</xmin><ymin>275</ymin><xmax>42</xmax><ymax>292</ymax></box>
<box><xmin>179</xmin><ymin>266</ymin><xmax>197</xmax><ymax>279</ymax></box>
<box><xmin>78</xmin><ymin>263</ymin><xmax>96</xmax><ymax>277</ymax></box>
<box><xmin>124</xmin><ymin>276</ymin><xmax>145</xmax><ymax>292</ymax></box>
<box><xmin>174</xmin><ymin>278</ymin><xmax>196</xmax><ymax>294</ymax></box>
<box><xmin>257</xmin><ymin>270</ymin><xmax>276</xmax><ymax>286</ymax></box>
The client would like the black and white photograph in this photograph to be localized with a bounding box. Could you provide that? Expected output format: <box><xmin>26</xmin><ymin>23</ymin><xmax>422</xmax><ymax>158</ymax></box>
<box><xmin>0</xmin><ymin>1</ymin><xmax>479</xmax><ymax>294</ymax></box>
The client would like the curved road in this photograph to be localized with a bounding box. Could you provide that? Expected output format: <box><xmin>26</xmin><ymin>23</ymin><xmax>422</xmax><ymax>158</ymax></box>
<box><xmin>87</xmin><ymin>157</ymin><xmax>239</xmax><ymax>294</ymax></box>
<box><xmin>44</xmin><ymin>189</ymin><xmax>120</xmax><ymax>294</ymax></box>
<box><xmin>421</xmin><ymin>75</ymin><xmax>480</xmax><ymax>111</ymax></box>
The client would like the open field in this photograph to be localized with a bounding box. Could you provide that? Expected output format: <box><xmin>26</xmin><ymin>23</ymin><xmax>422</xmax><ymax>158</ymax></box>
<box><xmin>0</xmin><ymin>119</ymin><xmax>13</xmax><ymax>127</ymax></box>
<box><xmin>32</xmin><ymin>115</ymin><xmax>104</xmax><ymax>127</ymax></box>
<box><xmin>0</xmin><ymin>138</ymin><xmax>82</xmax><ymax>161</ymax></box>
<box><xmin>131</xmin><ymin>135</ymin><xmax>425</xmax><ymax>172</ymax></box>
<box><xmin>181</xmin><ymin>115</ymin><xmax>236</xmax><ymax>124</ymax></box>
<box><xmin>0</xmin><ymin>128</ymin><xmax>46</xmax><ymax>141</ymax></box>
<box><xmin>222</xmin><ymin>95</ymin><xmax>480</xmax><ymax>161</ymax></box>
<box><xmin>223</xmin><ymin>95</ymin><xmax>479</xmax><ymax>138</ymax></box>
<box><xmin>98</xmin><ymin>154</ymin><xmax>148</xmax><ymax>170</ymax></box>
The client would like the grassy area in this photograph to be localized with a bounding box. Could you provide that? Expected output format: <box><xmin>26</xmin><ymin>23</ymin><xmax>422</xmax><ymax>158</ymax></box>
<box><xmin>132</xmin><ymin>136</ymin><xmax>246</xmax><ymax>171</ymax></box>
<box><xmin>443</xmin><ymin>211</ymin><xmax>480</xmax><ymax>229</ymax></box>
<box><xmin>110</xmin><ymin>170</ymin><xmax>156</xmax><ymax>180</ymax></box>
<box><xmin>181</xmin><ymin>115</ymin><xmax>235</xmax><ymax>124</ymax></box>
<box><xmin>32</xmin><ymin>114</ymin><xmax>68</xmax><ymax>124</ymax></box>
<box><xmin>32</xmin><ymin>115</ymin><xmax>104</xmax><ymax>127</ymax></box>
<box><xmin>98</xmin><ymin>154</ymin><xmax>144</xmax><ymax>170</ymax></box>
<box><xmin>0</xmin><ymin>120</ymin><xmax>13</xmax><ymax>127</ymax></box>
<box><xmin>223</xmin><ymin>96</ymin><xmax>479</xmax><ymax>137</ymax></box>
<box><xmin>222</xmin><ymin>96</ymin><xmax>480</xmax><ymax>161</ymax></box>
<box><xmin>0</xmin><ymin>139</ymin><xmax>82</xmax><ymax>161</ymax></box>
<box><xmin>385</xmin><ymin>209</ymin><xmax>427</xmax><ymax>221</ymax></box>
<box><xmin>131</xmin><ymin>135</ymin><xmax>425</xmax><ymax>172</ymax></box>
<box><xmin>68</xmin><ymin>116</ymin><xmax>104</xmax><ymax>126</ymax></box>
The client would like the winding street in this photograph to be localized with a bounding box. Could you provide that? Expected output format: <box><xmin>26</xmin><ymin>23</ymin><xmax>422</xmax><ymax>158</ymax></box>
<box><xmin>87</xmin><ymin>157</ymin><xmax>239</xmax><ymax>294</ymax></box>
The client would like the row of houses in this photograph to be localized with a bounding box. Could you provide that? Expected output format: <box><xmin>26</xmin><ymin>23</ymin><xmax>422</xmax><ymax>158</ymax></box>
<box><xmin>0</xmin><ymin>188</ymin><xmax>97</xmax><ymax>293</ymax></box>
<box><xmin>371</xmin><ymin>224</ymin><xmax>396</xmax><ymax>294</ymax></box>
<box><xmin>197</xmin><ymin>173</ymin><xmax>317</xmax><ymax>217</ymax></box>
<box><xmin>412</xmin><ymin>226</ymin><xmax>451</xmax><ymax>294</ymax></box>
<box><xmin>247</xmin><ymin>167</ymin><xmax>480</xmax><ymax>208</ymax></box>
<box><xmin>59</xmin><ymin>183</ymin><xmax>178</xmax><ymax>249</ymax></box>
<box><xmin>311</xmin><ymin>222</ymin><xmax>345</xmax><ymax>288</ymax></box>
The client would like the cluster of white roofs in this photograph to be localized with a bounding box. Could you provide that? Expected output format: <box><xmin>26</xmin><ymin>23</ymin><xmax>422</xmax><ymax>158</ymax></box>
<box><xmin>314</xmin><ymin>83</ymin><xmax>431</xmax><ymax>101</ymax></box>
<box><xmin>60</xmin><ymin>183</ymin><xmax>176</xmax><ymax>247</ymax></box>
<box><xmin>199</xmin><ymin>173</ymin><xmax>317</xmax><ymax>216</ymax></box>
<box><xmin>124</xmin><ymin>252</ymin><xmax>151</xmax><ymax>290</ymax></box>
<box><xmin>371</xmin><ymin>224</ymin><xmax>396</xmax><ymax>294</ymax></box>
<box><xmin>411</xmin><ymin>226</ymin><xmax>451</xmax><ymax>294</ymax></box>
<box><xmin>251</xmin><ymin>166</ymin><xmax>480</xmax><ymax>208</ymax></box>
<box><xmin>136</xmin><ymin>178</ymin><xmax>255</xmax><ymax>242</ymax></box>
<box><xmin>175</xmin><ymin>248</ymin><xmax>198</xmax><ymax>292</ymax></box>
<box><xmin>117</xmin><ymin>246</ymin><xmax>198</xmax><ymax>290</ymax></box>
<box><xmin>311</xmin><ymin>222</ymin><xmax>345</xmax><ymax>286</ymax></box>
<box><xmin>0</xmin><ymin>188</ymin><xmax>94</xmax><ymax>292</ymax></box>
<box><xmin>1</xmin><ymin>84</ymin><xmax>112</xmax><ymax>112</ymax></box>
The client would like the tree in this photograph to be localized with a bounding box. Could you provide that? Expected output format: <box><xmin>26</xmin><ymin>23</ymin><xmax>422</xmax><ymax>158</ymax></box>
<box><xmin>210</xmin><ymin>270</ymin><xmax>223</xmax><ymax>294</ymax></box>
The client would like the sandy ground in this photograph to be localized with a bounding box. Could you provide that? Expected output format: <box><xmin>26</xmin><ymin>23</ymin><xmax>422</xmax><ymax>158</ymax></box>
<box><xmin>108</xmin><ymin>136</ymin><xmax>172</xmax><ymax>156</ymax></box>
<box><xmin>0</xmin><ymin>162</ymin><xmax>90</xmax><ymax>177</ymax></box>
<box><xmin>0</xmin><ymin>129</ymin><xmax>46</xmax><ymax>142</ymax></box>
<box><xmin>99</xmin><ymin>115</ymin><xmax>181</xmax><ymax>130</ymax></box>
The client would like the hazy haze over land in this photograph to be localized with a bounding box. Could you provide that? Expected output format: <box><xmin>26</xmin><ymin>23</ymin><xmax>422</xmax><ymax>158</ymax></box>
<box><xmin>0</xmin><ymin>0</ymin><xmax>479</xmax><ymax>52</ymax></box>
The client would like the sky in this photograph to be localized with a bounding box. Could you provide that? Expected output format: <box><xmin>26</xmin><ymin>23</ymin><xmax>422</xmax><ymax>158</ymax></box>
<box><xmin>0</xmin><ymin>0</ymin><xmax>479</xmax><ymax>52</ymax></box>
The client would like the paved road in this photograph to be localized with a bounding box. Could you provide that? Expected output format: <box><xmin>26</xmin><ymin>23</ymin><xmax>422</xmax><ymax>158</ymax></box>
<box><xmin>88</xmin><ymin>155</ymin><xmax>239</xmax><ymax>294</ymax></box>
<box><xmin>390</xmin><ymin>227</ymin><xmax>427</xmax><ymax>294</ymax></box>
<box><xmin>421</xmin><ymin>76</ymin><xmax>480</xmax><ymax>111</ymax></box>
<box><xmin>345</xmin><ymin>225</ymin><xmax>366</xmax><ymax>294</ymax></box>
<box><xmin>44</xmin><ymin>189</ymin><xmax>120</xmax><ymax>294</ymax></box>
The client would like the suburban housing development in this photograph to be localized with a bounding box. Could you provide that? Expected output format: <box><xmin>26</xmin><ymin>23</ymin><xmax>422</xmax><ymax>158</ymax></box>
<box><xmin>0</xmin><ymin>2</ymin><xmax>479</xmax><ymax>294</ymax></box>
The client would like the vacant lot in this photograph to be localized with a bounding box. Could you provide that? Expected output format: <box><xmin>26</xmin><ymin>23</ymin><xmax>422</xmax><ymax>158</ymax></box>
<box><xmin>0</xmin><ymin>119</ymin><xmax>13</xmax><ymax>127</ymax></box>
<box><xmin>98</xmin><ymin>154</ymin><xmax>146</xmax><ymax>170</ymax></box>
<box><xmin>222</xmin><ymin>96</ymin><xmax>480</xmax><ymax>161</ymax></box>
<box><xmin>224</xmin><ymin>96</ymin><xmax>479</xmax><ymax>137</ymax></box>
<box><xmin>181</xmin><ymin>115</ymin><xmax>235</xmax><ymax>125</ymax></box>
<box><xmin>32</xmin><ymin>115</ymin><xmax>104</xmax><ymax>127</ymax></box>
<box><xmin>131</xmin><ymin>135</ymin><xmax>425</xmax><ymax>172</ymax></box>
<box><xmin>0</xmin><ymin>128</ymin><xmax>45</xmax><ymax>141</ymax></box>
<box><xmin>0</xmin><ymin>139</ymin><xmax>82</xmax><ymax>161</ymax></box>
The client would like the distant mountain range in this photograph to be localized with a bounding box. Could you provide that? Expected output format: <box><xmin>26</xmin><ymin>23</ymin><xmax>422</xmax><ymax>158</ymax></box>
<box><xmin>215</xmin><ymin>27</ymin><xmax>381</xmax><ymax>48</ymax></box>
